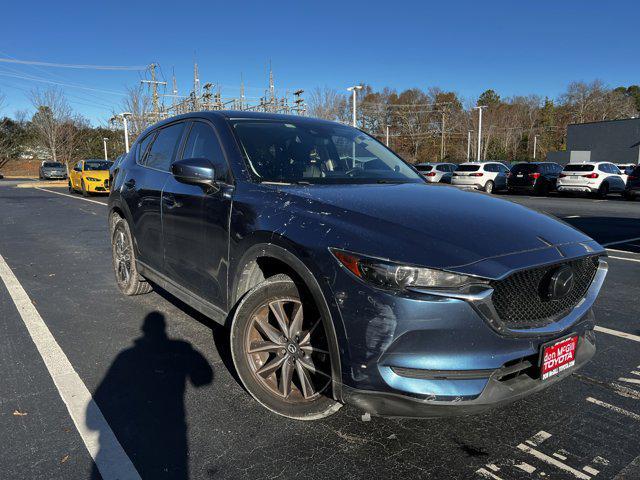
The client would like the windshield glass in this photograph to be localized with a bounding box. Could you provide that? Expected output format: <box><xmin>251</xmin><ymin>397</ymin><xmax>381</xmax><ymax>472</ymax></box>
<box><xmin>564</xmin><ymin>164</ymin><xmax>594</xmax><ymax>172</ymax></box>
<box><xmin>43</xmin><ymin>162</ymin><xmax>63</xmax><ymax>168</ymax></box>
<box><xmin>457</xmin><ymin>164</ymin><xmax>480</xmax><ymax>172</ymax></box>
<box><xmin>231</xmin><ymin>120</ymin><xmax>423</xmax><ymax>184</ymax></box>
<box><xmin>84</xmin><ymin>161</ymin><xmax>112</xmax><ymax>171</ymax></box>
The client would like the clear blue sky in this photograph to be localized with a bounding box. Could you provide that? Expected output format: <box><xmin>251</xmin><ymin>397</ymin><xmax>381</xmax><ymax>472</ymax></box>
<box><xmin>1</xmin><ymin>0</ymin><xmax>638</xmax><ymax>124</ymax></box>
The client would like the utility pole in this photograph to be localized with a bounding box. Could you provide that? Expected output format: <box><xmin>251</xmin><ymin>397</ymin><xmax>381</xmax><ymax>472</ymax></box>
<box><xmin>193</xmin><ymin>62</ymin><xmax>201</xmax><ymax>110</ymax></box>
<box><xmin>386</xmin><ymin>125</ymin><xmax>390</xmax><ymax>147</ymax></box>
<box><xmin>347</xmin><ymin>85</ymin><xmax>363</xmax><ymax>127</ymax></box>
<box><xmin>140</xmin><ymin>63</ymin><xmax>167</xmax><ymax>117</ymax></box>
<box><xmin>467</xmin><ymin>130</ymin><xmax>472</xmax><ymax>161</ymax></box>
<box><xmin>440</xmin><ymin>111</ymin><xmax>446</xmax><ymax>160</ymax></box>
<box><xmin>474</xmin><ymin>106</ymin><xmax>487</xmax><ymax>162</ymax></box>
<box><xmin>103</xmin><ymin>138</ymin><xmax>108</xmax><ymax>160</ymax></box>
<box><xmin>533</xmin><ymin>134</ymin><xmax>539</xmax><ymax>160</ymax></box>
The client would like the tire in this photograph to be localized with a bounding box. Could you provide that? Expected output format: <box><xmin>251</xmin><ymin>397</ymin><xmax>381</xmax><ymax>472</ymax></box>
<box><xmin>484</xmin><ymin>180</ymin><xmax>495</xmax><ymax>194</ymax></box>
<box><xmin>230</xmin><ymin>274</ymin><xmax>341</xmax><ymax>420</ymax></box>
<box><xmin>596</xmin><ymin>182</ymin><xmax>609</xmax><ymax>198</ymax></box>
<box><xmin>81</xmin><ymin>180</ymin><xmax>89</xmax><ymax>197</ymax></box>
<box><xmin>68</xmin><ymin>182</ymin><xmax>73</xmax><ymax>193</ymax></box>
<box><xmin>623</xmin><ymin>190</ymin><xmax>635</xmax><ymax>201</ymax></box>
<box><xmin>111</xmin><ymin>215</ymin><xmax>152</xmax><ymax>296</ymax></box>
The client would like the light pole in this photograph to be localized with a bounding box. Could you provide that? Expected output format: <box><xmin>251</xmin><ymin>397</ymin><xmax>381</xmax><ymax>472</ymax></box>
<box><xmin>474</xmin><ymin>106</ymin><xmax>487</xmax><ymax>162</ymax></box>
<box><xmin>533</xmin><ymin>134</ymin><xmax>539</xmax><ymax>160</ymax></box>
<box><xmin>467</xmin><ymin>130</ymin><xmax>472</xmax><ymax>161</ymax></box>
<box><xmin>346</xmin><ymin>85</ymin><xmax>363</xmax><ymax>127</ymax></box>
<box><xmin>440</xmin><ymin>111</ymin><xmax>446</xmax><ymax>160</ymax></box>
<box><xmin>121</xmin><ymin>112</ymin><xmax>132</xmax><ymax>153</ymax></box>
<box><xmin>103</xmin><ymin>138</ymin><xmax>109</xmax><ymax>160</ymax></box>
<box><xmin>386</xmin><ymin>124</ymin><xmax>390</xmax><ymax>147</ymax></box>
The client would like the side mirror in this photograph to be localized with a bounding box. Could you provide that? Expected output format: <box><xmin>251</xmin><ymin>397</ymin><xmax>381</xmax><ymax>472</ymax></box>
<box><xmin>171</xmin><ymin>158</ymin><xmax>216</xmax><ymax>187</ymax></box>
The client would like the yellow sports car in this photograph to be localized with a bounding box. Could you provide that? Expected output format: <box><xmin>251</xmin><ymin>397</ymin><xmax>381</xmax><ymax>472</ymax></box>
<box><xmin>69</xmin><ymin>159</ymin><xmax>112</xmax><ymax>196</ymax></box>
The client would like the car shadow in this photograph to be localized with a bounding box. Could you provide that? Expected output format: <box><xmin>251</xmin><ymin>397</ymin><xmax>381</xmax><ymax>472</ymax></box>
<box><xmin>86</xmin><ymin>311</ymin><xmax>213</xmax><ymax>479</ymax></box>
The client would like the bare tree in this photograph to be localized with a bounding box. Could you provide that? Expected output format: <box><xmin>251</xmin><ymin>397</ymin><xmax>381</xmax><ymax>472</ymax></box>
<box><xmin>308</xmin><ymin>87</ymin><xmax>348</xmax><ymax>122</ymax></box>
<box><xmin>29</xmin><ymin>87</ymin><xmax>74</xmax><ymax>163</ymax></box>
<box><xmin>117</xmin><ymin>85</ymin><xmax>153</xmax><ymax>141</ymax></box>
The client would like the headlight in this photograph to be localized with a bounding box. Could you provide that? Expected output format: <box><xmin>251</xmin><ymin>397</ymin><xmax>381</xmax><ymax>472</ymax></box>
<box><xmin>86</xmin><ymin>177</ymin><xmax>101</xmax><ymax>182</ymax></box>
<box><xmin>331</xmin><ymin>249</ymin><xmax>485</xmax><ymax>290</ymax></box>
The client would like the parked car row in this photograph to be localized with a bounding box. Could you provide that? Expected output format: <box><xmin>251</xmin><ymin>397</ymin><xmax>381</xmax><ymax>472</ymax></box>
<box><xmin>420</xmin><ymin>159</ymin><xmax>638</xmax><ymax>200</ymax></box>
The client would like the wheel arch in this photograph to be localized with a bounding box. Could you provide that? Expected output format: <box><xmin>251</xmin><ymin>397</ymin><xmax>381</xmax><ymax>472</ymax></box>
<box><xmin>230</xmin><ymin>240</ymin><xmax>344</xmax><ymax>401</ymax></box>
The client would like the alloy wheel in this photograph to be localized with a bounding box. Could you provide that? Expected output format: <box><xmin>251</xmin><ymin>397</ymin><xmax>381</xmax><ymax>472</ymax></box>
<box><xmin>244</xmin><ymin>298</ymin><xmax>331</xmax><ymax>402</ymax></box>
<box><xmin>113</xmin><ymin>228</ymin><xmax>131</xmax><ymax>285</ymax></box>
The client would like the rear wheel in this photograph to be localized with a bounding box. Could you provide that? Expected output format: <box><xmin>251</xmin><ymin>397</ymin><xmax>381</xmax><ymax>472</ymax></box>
<box><xmin>111</xmin><ymin>215</ymin><xmax>152</xmax><ymax>296</ymax></box>
<box><xmin>68</xmin><ymin>181</ymin><xmax>73</xmax><ymax>193</ymax></box>
<box><xmin>484</xmin><ymin>180</ymin><xmax>494</xmax><ymax>194</ymax></box>
<box><xmin>230</xmin><ymin>274</ymin><xmax>341</xmax><ymax>420</ymax></box>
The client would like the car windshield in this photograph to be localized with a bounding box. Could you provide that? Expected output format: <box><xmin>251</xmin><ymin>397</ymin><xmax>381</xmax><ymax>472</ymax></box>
<box><xmin>511</xmin><ymin>164</ymin><xmax>538</xmax><ymax>173</ymax></box>
<box><xmin>231</xmin><ymin>120</ymin><xmax>423</xmax><ymax>184</ymax></box>
<box><xmin>84</xmin><ymin>161</ymin><xmax>112</xmax><ymax>171</ymax></box>
<box><xmin>43</xmin><ymin>162</ymin><xmax>63</xmax><ymax>168</ymax></box>
<box><xmin>457</xmin><ymin>164</ymin><xmax>480</xmax><ymax>172</ymax></box>
<box><xmin>563</xmin><ymin>164</ymin><xmax>594</xmax><ymax>172</ymax></box>
<box><xmin>415</xmin><ymin>165</ymin><xmax>433</xmax><ymax>172</ymax></box>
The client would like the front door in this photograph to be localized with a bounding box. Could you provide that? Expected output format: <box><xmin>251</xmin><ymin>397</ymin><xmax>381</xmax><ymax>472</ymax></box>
<box><xmin>70</xmin><ymin>161</ymin><xmax>83</xmax><ymax>189</ymax></box>
<box><xmin>162</xmin><ymin>120</ymin><xmax>233</xmax><ymax>310</ymax></box>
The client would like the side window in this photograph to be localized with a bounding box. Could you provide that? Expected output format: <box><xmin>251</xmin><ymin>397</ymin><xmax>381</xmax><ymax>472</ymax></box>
<box><xmin>136</xmin><ymin>132</ymin><xmax>155</xmax><ymax>165</ymax></box>
<box><xmin>484</xmin><ymin>164</ymin><xmax>494</xmax><ymax>172</ymax></box>
<box><xmin>599</xmin><ymin>164</ymin><xmax>609</xmax><ymax>173</ymax></box>
<box><xmin>181</xmin><ymin>121</ymin><xmax>229</xmax><ymax>181</ymax></box>
<box><xmin>145</xmin><ymin>123</ymin><xmax>186</xmax><ymax>171</ymax></box>
<box><xmin>611</xmin><ymin>165</ymin><xmax>622</xmax><ymax>175</ymax></box>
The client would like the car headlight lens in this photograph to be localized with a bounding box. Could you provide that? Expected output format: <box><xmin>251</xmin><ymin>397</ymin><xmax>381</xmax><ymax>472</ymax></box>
<box><xmin>86</xmin><ymin>177</ymin><xmax>101</xmax><ymax>182</ymax></box>
<box><xmin>331</xmin><ymin>249</ymin><xmax>483</xmax><ymax>290</ymax></box>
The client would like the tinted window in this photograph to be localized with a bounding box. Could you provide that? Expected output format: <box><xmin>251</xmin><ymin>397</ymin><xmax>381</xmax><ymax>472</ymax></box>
<box><xmin>43</xmin><ymin>162</ymin><xmax>63</xmax><ymax>168</ymax></box>
<box><xmin>610</xmin><ymin>165</ymin><xmax>622</xmax><ymax>174</ymax></box>
<box><xmin>84</xmin><ymin>160</ymin><xmax>112</xmax><ymax>171</ymax></box>
<box><xmin>416</xmin><ymin>165</ymin><xmax>433</xmax><ymax>172</ymax></box>
<box><xmin>563</xmin><ymin>164</ymin><xmax>594</xmax><ymax>172</ymax></box>
<box><xmin>136</xmin><ymin>133</ymin><xmax>155</xmax><ymax>164</ymax></box>
<box><xmin>457</xmin><ymin>164</ymin><xmax>480</xmax><ymax>172</ymax></box>
<box><xmin>145</xmin><ymin>123</ymin><xmax>186</xmax><ymax>171</ymax></box>
<box><xmin>511</xmin><ymin>164</ymin><xmax>537</xmax><ymax>174</ymax></box>
<box><xmin>436</xmin><ymin>165</ymin><xmax>447</xmax><ymax>172</ymax></box>
<box><xmin>181</xmin><ymin>122</ymin><xmax>229</xmax><ymax>180</ymax></box>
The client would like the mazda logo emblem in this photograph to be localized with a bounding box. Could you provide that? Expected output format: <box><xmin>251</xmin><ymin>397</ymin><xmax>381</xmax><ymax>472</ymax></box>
<box><xmin>545</xmin><ymin>265</ymin><xmax>575</xmax><ymax>300</ymax></box>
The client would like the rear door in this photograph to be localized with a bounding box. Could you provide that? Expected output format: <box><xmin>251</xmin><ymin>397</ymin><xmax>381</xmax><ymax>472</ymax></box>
<box><xmin>123</xmin><ymin>122</ymin><xmax>186</xmax><ymax>273</ymax></box>
<box><xmin>162</xmin><ymin>120</ymin><xmax>233</xmax><ymax>309</ymax></box>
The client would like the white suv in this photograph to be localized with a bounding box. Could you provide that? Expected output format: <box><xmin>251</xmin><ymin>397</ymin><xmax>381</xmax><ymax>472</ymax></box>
<box><xmin>557</xmin><ymin>162</ymin><xmax>626</xmax><ymax>197</ymax></box>
<box><xmin>451</xmin><ymin>161</ymin><xmax>509</xmax><ymax>193</ymax></box>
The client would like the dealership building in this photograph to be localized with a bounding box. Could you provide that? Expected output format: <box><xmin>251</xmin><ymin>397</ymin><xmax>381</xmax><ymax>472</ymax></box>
<box><xmin>548</xmin><ymin>117</ymin><xmax>640</xmax><ymax>165</ymax></box>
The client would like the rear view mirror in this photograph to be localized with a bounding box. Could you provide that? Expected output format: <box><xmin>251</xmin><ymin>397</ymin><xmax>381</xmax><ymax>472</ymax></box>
<box><xmin>171</xmin><ymin>158</ymin><xmax>215</xmax><ymax>187</ymax></box>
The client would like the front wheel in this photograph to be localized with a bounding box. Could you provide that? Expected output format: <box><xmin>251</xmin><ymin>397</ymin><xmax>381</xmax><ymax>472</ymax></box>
<box><xmin>596</xmin><ymin>182</ymin><xmax>609</xmax><ymax>198</ymax></box>
<box><xmin>230</xmin><ymin>274</ymin><xmax>341</xmax><ymax>420</ymax></box>
<box><xmin>81</xmin><ymin>180</ymin><xmax>89</xmax><ymax>197</ymax></box>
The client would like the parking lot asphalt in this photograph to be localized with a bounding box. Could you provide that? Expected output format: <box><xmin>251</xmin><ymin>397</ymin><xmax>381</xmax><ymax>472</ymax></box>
<box><xmin>1</xmin><ymin>182</ymin><xmax>639</xmax><ymax>480</ymax></box>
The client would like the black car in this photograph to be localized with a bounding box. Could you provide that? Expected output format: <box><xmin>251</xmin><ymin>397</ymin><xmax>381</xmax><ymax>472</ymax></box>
<box><xmin>624</xmin><ymin>165</ymin><xmax>640</xmax><ymax>200</ymax></box>
<box><xmin>507</xmin><ymin>162</ymin><xmax>563</xmax><ymax>195</ymax></box>
<box><xmin>108</xmin><ymin>112</ymin><xmax>606</xmax><ymax>420</ymax></box>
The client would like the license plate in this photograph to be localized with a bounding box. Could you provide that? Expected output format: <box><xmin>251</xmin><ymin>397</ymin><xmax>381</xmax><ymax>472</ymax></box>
<box><xmin>540</xmin><ymin>335</ymin><xmax>578</xmax><ymax>380</ymax></box>
<box><xmin>517</xmin><ymin>174</ymin><xmax>524</xmax><ymax>178</ymax></box>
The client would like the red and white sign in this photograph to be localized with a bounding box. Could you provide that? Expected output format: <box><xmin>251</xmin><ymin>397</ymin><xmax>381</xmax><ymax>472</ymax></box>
<box><xmin>541</xmin><ymin>336</ymin><xmax>578</xmax><ymax>380</ymax></box>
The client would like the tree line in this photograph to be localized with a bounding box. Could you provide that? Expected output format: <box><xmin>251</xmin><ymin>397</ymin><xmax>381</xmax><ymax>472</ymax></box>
<box><xmin>1</xmin><ymin>80</ymin><xmax>639</xmax><ymax>171</ymax></box>
<box><xmin>308</xmin><ymin>80</ymin><xmax>640</xmax><ymax>164</ymax></box>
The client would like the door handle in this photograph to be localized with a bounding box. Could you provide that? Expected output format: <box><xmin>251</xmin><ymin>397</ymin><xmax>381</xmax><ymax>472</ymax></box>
<box><xmin>124</xmin><ymin>179</ymin><xmax>136</xmax><ymax>189</ymax></box>
<box><xmin>163</xmin><ymin>194</ymin><xmax>181</xmax><ymax>209</ymax></box>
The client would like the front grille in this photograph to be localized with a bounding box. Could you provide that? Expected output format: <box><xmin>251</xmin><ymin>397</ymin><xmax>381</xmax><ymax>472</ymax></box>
<box><xmin>490</xmin><ymin>256</ymin><xmax>599</xmax><ymax>329</ymax></box>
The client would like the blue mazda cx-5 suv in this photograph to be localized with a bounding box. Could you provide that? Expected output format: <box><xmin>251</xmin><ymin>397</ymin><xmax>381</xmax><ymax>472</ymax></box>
<box><xmin>108</xmin><ymin>111</ymin><xmax>608</xmax><ymax>420</ymax></box>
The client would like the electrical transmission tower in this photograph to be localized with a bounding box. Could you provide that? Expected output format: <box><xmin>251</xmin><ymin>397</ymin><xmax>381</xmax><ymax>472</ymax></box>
<box><xmin>140</xmin><ymin>63</ymin><xmax>167</xmax><ymax>118</ymax></box>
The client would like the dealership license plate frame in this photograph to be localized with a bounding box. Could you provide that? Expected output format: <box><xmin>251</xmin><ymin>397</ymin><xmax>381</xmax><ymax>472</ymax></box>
<box><xmin>538</xmin><ymin>333</ymin><xmax>579</xmax><ymax>381</ymax></box>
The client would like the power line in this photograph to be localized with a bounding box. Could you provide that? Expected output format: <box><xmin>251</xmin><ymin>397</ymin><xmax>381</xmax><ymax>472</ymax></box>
<box><xmin>0</xmin><ymin>72</ymin><xmax>127</xmax><ymax>96</ymax></box>
<box><xmin>0</xmin><ymin>57</ymin><xmax>146</xmax><ymax>71</ymax></box>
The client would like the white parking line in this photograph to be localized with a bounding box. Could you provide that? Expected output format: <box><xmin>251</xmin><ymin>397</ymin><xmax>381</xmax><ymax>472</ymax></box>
<box><xmin>517</xmin><ymin>443</ymin><xmax>591</xmax><ymax>479</ymax></box>
<box><xmin>35</xmin><ymin>187</ymin><xmax>108</xmax><ymax>206</ymax></box>
<box><xmin>619</xmin><ymin>378</ymin><xmax>640</xmax><ymax>386</ymax></box>
<box><xmin>602</xmin><ymin>236</ymin><xmax>640</xmax><ymax>247</ymax></box>
<box><xmin>0</xmin><ymin>254</ymin><xmax>140</xmax><ymax>480</ymax></box>
<box><xmin>565</xmin><ymin>215</ymin><xmax>581</xmax><ymax>218</ymax></box>
<box><xmin>586</xmin><ymin>397</ymin><xmax>640</xmax><ymax>421</ymax></box>
<box><xmin>606</xmin><ymin>247</ymin><xmax>640</xmax><ymax>255</ymax></box>
<box><xmin>595</xmin><ymin>326</ymin><xmax>640</xmax><ymax>343</ymax></box>
<box><xmin>608</xmin><ymin>256</ymin><xmax>640</xmax><ymax>263</ymax></box>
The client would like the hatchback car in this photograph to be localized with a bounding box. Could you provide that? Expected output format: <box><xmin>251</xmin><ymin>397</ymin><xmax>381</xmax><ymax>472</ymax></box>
<box><xmin>109</xmin><ymin>112</ymin><xmax>607</xmax><ymax>420</ymax></box>
<box><xmin>507</xmin><ymin>162</ymin><xmax>562</xmax><ymax>195</ymax></box>
<box><xmin>451</xmin><ymin>161</ymin><xmax>510</xmax><ymax>193</ymax></box>
<box><xmin>39</xmin><ymin>161</ymin><xmax>67</xmax><ymax>180</ymax></box>
<box><xmin>557</xmin><ymin>162</ymin><xmax>626</xmax><ymax>197</ymax></box>
<box><xmin>624</xmin><ymin>165</ymin><xmax>640</xmax><ymax>200</ymax></box>
<box><xmin>414</xmin><ymin>162</ymin><xmax>457</xmax><ymax>183</ymax></box>
<box><xmin>69</xmin><ymin>159</ymin><xmax>113</xmax><ymax>196</ymax></box>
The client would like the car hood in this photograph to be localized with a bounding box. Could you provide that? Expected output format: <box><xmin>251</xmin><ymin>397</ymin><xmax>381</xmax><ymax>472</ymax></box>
<box><xmin>271</xmin><ymin>183</ymin><xmax>603</xmax><ymax>279</ymax></box>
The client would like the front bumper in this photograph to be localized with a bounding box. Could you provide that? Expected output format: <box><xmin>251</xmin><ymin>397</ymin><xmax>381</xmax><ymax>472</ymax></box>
<box><xmin>342</xmin><ymin>329</ymin><xmax>595</xmax><ymax>417</ymax></box>
<box><xmin>330</xmin><ymin>255</ymin><xmax>607</xmax><ymax>418</ymax></box>
<box><xmin>86</xmin><ymin>180</ymin><xmax>110</xmax><ymax>192</ymax></box>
